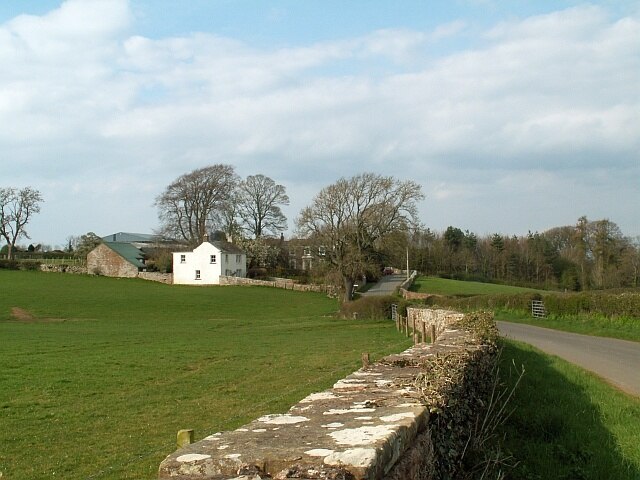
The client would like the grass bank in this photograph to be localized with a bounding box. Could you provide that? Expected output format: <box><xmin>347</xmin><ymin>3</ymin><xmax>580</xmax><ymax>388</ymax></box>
<box><xmin>499</xmin><ymin>340</ymin><xmax>640</xmax><ymax>479</ymax></box>
<box><xmin>495</xmin><ymin>309</ymin><xmax>640</xmax><ymax>342</ymax></box>
<box><xmin>0</xmin><ymin>270</ymin><xmax>412</xmax><ymax>480</ymax></box>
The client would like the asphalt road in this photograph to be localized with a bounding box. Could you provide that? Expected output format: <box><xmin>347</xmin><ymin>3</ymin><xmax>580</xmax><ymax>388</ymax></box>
<box><xmin>498</xmin><ymin>321</ymin><xmax>640</xmax><ymax>397</ymax></box>
<box><xmin>360</xmin><ymin>274</ymin><xmax>407</xmax><ymax>296</ymax></box>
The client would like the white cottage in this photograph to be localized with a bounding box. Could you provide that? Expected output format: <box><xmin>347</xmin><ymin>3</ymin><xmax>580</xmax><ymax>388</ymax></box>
<box><xmin>172</xmin><ymin>239</ymin><xmax>246</xmax><ymax>285</ymax></box>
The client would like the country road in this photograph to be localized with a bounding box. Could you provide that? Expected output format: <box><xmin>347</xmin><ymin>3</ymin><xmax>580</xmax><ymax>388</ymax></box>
<box><xmin>360</xmin><ymin>274</ymin><xmax>406</xmax><ymax>296</ymax></box>
<box><xmin>498</xmin><ymin>321</ymin><xmax>640</xmax><ymax>397</ymax></box>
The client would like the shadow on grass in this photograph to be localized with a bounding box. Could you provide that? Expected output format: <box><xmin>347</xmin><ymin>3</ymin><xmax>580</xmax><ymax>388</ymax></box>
<box><xmin>499</xmin><ymin>340</ymin><xmax>640</xmax><ymax>480</ymax></box>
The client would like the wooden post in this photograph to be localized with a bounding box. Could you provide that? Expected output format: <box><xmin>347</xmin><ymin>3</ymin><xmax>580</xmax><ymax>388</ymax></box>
<box><xmin>412</xmin><ymin>316</ymin><xmax>416</xmax><ymax>343</ymax></box>
<box><xmin>177</xmin><ymin>429</ymin><xmax>194</xmax><ymax>449</ymax></box>
<box><xmin>361</xmin><ymin>352</ymin><xmax>370</xmax><ymax>368</ymax></box>
<box><xmin>430</xmin><ymin>324</ymin><xmax>436</xmax><ymax>344</ymax></box>
<box><xmin>421</xmin><ymin>320</ymin><xmax>427</xmax><ymax>344</ymax></box>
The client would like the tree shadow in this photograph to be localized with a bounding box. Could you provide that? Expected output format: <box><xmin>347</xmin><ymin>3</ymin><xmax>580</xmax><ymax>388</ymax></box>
<box><xmin>499</xmin><ymin>339</ymin><xmax>640</xmax><ymax>480</ymax></box>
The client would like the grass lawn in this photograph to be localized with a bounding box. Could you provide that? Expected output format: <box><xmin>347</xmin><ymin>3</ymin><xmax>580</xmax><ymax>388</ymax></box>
<box><xmin>0</xmin><ymin>271</ymin><xmax>411</xmax><ymax>480</ymax></box>
<box><xmin>411</xmin><ymin>276</ymin><xmax>541</xmax><ymax>296</ymax></box>
<box><xmin>499</xmin><ymin>340</ymin><xmax>640</xmax><ymax>479</ymax></box>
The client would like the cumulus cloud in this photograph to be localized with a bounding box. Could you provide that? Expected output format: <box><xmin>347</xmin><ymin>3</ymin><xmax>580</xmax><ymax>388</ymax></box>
<box><xmin>1</xmin><ymin>1</ymin><xmax>638</xmax><ymax>244</ymax></box>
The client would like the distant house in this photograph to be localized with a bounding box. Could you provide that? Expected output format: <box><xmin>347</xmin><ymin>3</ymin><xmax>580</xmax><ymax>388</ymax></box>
<box><xmin>173</xmin><ymin>237</ymin><xmax>247</xmax><ymax>285</ymax></box>
<box><xmin>87</xmin><ymin>242</ymin><xmax>147</xmax><ymax>277</ymax></box>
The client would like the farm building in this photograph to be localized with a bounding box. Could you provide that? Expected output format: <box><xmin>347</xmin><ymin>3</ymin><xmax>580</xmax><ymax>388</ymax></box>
<box><xmin>173</xmin><ymin>237</ymin><xmax>246</xmax><ymax>285</ymax></box>
<box><xmin>87</xmin><ymin>242</ymin><xmax>147</xmax><ymax>277</ymax></box>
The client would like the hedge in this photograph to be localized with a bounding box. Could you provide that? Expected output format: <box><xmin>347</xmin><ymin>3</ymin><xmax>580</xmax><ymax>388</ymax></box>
<box><xmin>425</xmin><ymin>291</ymin><xmax>640</xmax><ymax>319</ymax></box>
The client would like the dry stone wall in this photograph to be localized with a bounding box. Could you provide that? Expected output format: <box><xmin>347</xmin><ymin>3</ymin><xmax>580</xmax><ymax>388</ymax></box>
<box><xmin>138</xmin><ymin>272</ymin><xmax>173</xmax><ymax>284</ymax></box>
<box><xmin>406</xmin><ymin>308</ymin><xmax>464</xmax><ymax>339</ymax></box>
<box><xmin>219</xmin><ymin>276</ymin><xmax>339</xmax><ymax>297</ymax></box>
<box><xmin>39</xmin><ymin>264</ymin><xmax>87</xmax><ymax>274</ymax></box>
<box><xmin>158</xmin><ymin>309</ymin><xmax>494</xmax><ymax>480</ymax></box>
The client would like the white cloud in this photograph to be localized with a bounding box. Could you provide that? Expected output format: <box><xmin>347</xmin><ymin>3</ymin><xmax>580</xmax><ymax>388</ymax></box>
<box><xmin>1</xmin><ymin>1</ymin><xmax>638</xmax><ymax>244</ymax></box>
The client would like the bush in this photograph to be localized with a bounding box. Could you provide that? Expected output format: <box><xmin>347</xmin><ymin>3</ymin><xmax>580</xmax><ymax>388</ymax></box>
<box><xmin>339</xmin><ymin>295</ymin><xmax>408</xmax><ymax>320</ymax></box>
<box><xmin>21</xmin><ymin>260</ymin><xmax>42</xmax><ymax>271</ymax></box>
<box><xmin>0</xmin><ymin>259</ymin><xmax>19</xmax><ymax>270</ymax></box>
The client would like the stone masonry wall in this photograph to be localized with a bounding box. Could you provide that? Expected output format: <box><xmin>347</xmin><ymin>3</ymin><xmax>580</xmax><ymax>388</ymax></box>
<box><xmin>406</xmin><ymin>307</ymin><xmax>464</xmax><ymax>339</ymax></box>
<box><xmin>138</xmin><ymin>272</ymin><xmax>173</xmax><ymax>284</ymax></box>
<box><xmin>158</xmin><ymin>309</ymin><xmax>492</xmax><ymax>480</ymax></box>
<box><xmin>219</xmin><ymin>275</ymin><xmax>339</xmax><ymax>297</ymax></box>
<box><xmin>39</xmin><ymin>264</ymin><xmax>88</xmax><ymax>274</ymax></box>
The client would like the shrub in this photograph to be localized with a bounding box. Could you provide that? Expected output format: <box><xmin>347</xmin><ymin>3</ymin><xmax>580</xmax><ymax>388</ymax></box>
<box><xmin>0</xmin><ymin>259</ymin><xmax>19</xmax><ymax>270</ymax></box>
<box><xmin>339</xmin><ymin>295</ymin><xmax>408</xmax><ymax>320</ymax></box>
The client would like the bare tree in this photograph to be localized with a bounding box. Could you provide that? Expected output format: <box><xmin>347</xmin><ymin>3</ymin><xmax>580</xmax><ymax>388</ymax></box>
<box><xmin>155</xmin><ymin>165</ymin><xmax>239</xmax><ymax>246</ymax></box>
<box><xmin>0</xmin><ymin>186</ymin><xmax>44</xmax><ymax>260</ymax></box>
<box><xmin>297</xmin><ymin>173</ymin><xmax>424</xmax><ymax>301</ymax></box>
<box><xmin>236</xmin><ymin>174</ymin><xmax>289</xmax><ymax>238</ymax></box>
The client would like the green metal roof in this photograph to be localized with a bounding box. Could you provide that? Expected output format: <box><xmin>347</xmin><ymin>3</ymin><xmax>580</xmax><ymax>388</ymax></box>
<box><xmin>104</xmin><ymin>242</ymin><xmax>146</xmax><ymax>269</ymax></box>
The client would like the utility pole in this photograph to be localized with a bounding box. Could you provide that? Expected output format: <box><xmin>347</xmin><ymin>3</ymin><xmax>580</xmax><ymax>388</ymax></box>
<box><xmin>406</xmin><ymin>246</ymin><xmax>409</xmax><ymax>280</ymax></box>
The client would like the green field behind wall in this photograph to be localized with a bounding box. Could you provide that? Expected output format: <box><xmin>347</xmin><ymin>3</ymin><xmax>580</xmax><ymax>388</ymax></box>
<box><xmin>0</xmin><ymin>270</ymin><xmax>411</xmax><ymax>480</ymax></box>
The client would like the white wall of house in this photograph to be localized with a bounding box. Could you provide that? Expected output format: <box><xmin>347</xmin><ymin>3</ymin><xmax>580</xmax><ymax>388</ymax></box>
<box><xmin>172</xmin><ymin>241</ymin><xmax>246</xmax><ymax>285</ymax></box>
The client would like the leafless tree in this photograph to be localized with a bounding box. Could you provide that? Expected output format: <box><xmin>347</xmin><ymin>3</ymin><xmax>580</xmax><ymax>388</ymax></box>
<box><xmin>297</xmin><ymin>173</ymin><xmax>424</xmax><ymax>301</ymax></box>
<box><xmin>0</xmin><ymin>186</ymin><xmax>44</xmax><ymax>260</ymax></box>
<box><xmin>155</xmin><ymin>164</ymin><xmax>239</xmax><ymax>246</ymax></box>
<box><xmin>236</xmin><ymin>174</ymin><xmax>289</xmax><ymax>238</ymax></box>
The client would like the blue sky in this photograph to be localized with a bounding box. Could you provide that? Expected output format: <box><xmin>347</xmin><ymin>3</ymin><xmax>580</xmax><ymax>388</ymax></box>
<box><xmin>1</xmin><ymin>0</ymin><xmax>638</xmax><ymax>248</ymax></box>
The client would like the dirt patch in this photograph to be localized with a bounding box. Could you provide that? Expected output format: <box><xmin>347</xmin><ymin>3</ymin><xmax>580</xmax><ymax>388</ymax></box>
<box><xmin>9</xmin><ymin>307</ymin><xmax>67</xmax><ymax>323</ymax></box>
<box><xmin>10</xmin><ymin>307</ymin><xmax>35</xmax><ymax>322</ymax></box>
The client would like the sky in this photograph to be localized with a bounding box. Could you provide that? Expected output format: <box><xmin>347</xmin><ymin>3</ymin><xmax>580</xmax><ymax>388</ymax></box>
<box><xmin>1</xmin><ymin>0</ymin><xmax>638</xmax><ymax>248</ymax></box>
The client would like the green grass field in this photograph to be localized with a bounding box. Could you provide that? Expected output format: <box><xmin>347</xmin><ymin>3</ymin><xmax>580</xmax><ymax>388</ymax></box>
<box><xmin>499</xmin><ymin>340</ymin><xmax>640</xmax><ymax>479</ymax></box>
<box><xmin>0</xmin><ymin>271</ymin><xmax>411</xmax><ymax>480</ymax></box>
<box><xmin>411</xmin><ymin>276</ymin><xmax>541</xmax><ymax>296</ymax></box>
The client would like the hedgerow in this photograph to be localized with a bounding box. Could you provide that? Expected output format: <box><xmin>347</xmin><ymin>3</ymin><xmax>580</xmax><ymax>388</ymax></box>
<box><xmin>425</xmin><ymin>291</ymin><xmax>640</xmax><ymax>319</ymax></box>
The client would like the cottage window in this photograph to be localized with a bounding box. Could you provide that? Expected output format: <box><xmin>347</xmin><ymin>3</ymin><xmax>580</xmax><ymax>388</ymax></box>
<box><xmin>195</xmin><ymin>270</ymin><xmax>201</xmax><ymax>280</ymax></box>
<box><xmin>210</xmin><ymin>254</ymin><xmax>217</xmax><ymax>264</ymax></box>
<box><xmin>180</xmin><ymin>254</ymin><xmax>186</xmax><ymax>263</ymax></box>
<box><xmin>236</xmin><ymin>254</ymin><xmax>241</xmax><ymax>263</ymax></box>
<box><xmin>318</xmin><ymin>246</ymin><xmax>326</xmax><ymax>256</ymax></box>
<box><xmin>303</xmin><ymin>246</ymin><xmax>311</xmax><ymax>256</ymax></box>
<box><xmin>225</xmin><ymin>254</ymin><xmax>229</xmax><ymax>262</ymax></box>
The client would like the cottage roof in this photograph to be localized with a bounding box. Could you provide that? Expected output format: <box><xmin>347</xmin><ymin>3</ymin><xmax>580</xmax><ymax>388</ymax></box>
<box><xmin>104</xmin><ymin>242</ymin><xmax>146</xmax><ymax>268</ymax></box>
<box><xmin>209</xmin><ymin>240</ymin><xmax>245</xmax><ymax>255</ymax></box>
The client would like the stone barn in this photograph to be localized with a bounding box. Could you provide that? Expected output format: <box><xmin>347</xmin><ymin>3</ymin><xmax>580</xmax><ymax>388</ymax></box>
<box><xmin>87</xmin><ymin>242</ymin><xmax>147</xmax><ymax>277</ymax></box>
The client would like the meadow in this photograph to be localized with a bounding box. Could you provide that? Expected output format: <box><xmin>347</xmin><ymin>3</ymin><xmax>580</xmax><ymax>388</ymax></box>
<box><xmin>411</xmin><ymin>276</ymin><xmax>541</xmax><ymax>296</ymax></box>
<box><xmin>0</xmin><ymin>271</ymin><xmax>411</xmax><ymax>479</ymax></box>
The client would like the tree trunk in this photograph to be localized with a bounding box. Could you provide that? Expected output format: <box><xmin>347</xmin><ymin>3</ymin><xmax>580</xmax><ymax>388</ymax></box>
<box><xmin>343</xmin><ymin>276</ymin><xmax>354</xmax><ymax>302</ymax></box>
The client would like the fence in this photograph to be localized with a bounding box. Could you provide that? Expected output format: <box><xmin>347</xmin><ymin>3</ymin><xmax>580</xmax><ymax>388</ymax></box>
<box><xmin>394</xmin><ymin>305</ymin><xmax>438</xmax><ymax>345</ymax></box>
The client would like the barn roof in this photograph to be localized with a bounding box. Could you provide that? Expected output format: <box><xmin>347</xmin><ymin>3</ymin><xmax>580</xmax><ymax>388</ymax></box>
<box><xmin>104</xmin><ymin>242</ymin><xmax>146</xmax><ymax>269</ymax></box>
